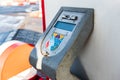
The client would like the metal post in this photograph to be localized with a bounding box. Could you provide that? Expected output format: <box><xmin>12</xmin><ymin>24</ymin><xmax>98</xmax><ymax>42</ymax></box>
<box><xmin>41</xmin><ymin>0</ymin><xmax>46</xmax><ymax>32</ymax></box>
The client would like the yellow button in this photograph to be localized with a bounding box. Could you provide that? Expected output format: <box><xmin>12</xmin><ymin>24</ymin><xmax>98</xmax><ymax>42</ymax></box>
<box><xmin>60</xmin><ymin>34</ymin><xmax>64</xmax><ymax>39</ymax></box>
<box><xmin>53</xmin><ymin>32</ymin><xmax>58</xmax><ymax>37</ymax></box>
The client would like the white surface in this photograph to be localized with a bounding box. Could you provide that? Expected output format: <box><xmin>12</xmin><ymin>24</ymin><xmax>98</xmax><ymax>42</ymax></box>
<box><xmin>0</xmin><ymin>15</ymin><xmax>25</xmax><ymax>31</ymax></box>
<box><xmin>0</xmin><ymin>40</ymin><xmax>23</xmax><ymax>56</ymax></box>
<box><xmin>45</xmin><ymin>0</ymin><xmax>120</xmax><ymax>80</ymax></box>
<box><xmin>8</xmin><ymin>67</ymin><xmax>37</xmax><ymax>80</ymax></box>
<box><xmin>0</xmin><ymin>26</ymin><xmax>13</xmax><ymax>33</ymax></box>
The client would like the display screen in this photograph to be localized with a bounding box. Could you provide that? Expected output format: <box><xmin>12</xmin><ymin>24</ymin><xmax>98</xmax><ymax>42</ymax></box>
<box><xmin>54</xmin><ymin>21</ymin><xmax>75</xmax><ymax>31</ymax></box>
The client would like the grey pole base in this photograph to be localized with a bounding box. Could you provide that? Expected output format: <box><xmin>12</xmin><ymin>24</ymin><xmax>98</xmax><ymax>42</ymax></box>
<box><xmin>70</xmin><ymin>57</ymin><xmax>89</xmax><ymax>80</ymax></box>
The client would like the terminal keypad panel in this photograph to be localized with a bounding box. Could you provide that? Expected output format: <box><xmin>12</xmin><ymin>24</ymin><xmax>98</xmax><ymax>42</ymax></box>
<box><xmin>45</xmin><ymin>32</ymin><xmax>64</xmax><ymax>51</ymax></box>
<box><xmin>42</xmin><ymin>11</ymin><xmax>85</xmax><ymax>56</ymax></box>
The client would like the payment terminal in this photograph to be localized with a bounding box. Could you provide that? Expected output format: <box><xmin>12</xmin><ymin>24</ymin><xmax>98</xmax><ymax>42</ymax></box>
<box><xmin>29</xmin><ymin>7</ymin><xmax>94</xmax><ymax>80</ymax></box>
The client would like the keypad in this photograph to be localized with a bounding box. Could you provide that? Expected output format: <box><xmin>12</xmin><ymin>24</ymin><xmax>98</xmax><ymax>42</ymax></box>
<box><xmin>46</xmin><ymin>32</ymin><xmax>64</xmax><ymax>51</ymax></box>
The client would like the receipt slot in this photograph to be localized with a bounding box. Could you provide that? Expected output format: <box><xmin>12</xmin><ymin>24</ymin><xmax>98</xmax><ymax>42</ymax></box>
<box><xmin>29</xmin><ymin>7</ymin><xmax>94</xmax><ymax>80</ymax></box>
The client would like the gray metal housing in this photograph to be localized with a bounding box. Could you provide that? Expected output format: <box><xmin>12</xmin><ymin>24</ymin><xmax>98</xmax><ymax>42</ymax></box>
<box><xmin>29</xmin><ymin>7</ymin><xmax>94</xmax><ymax>80</ymax></box>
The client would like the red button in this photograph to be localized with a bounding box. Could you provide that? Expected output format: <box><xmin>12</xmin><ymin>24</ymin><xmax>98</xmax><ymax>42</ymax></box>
<box><xmin>46</xmin><ymin>41</ymin><xmax>49</xmax><ymax>48</ymax></box>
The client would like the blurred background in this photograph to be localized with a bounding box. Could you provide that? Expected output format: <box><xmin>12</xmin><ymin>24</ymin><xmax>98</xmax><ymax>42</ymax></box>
<box><xmin>0</xmin><ymin>0</ymin><xmax>42</xmax><ymax>33</ymax></box>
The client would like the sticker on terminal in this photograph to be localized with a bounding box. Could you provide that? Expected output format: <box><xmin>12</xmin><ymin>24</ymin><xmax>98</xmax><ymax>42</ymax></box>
<box><xmin>46</xmin><ymin>32</ymin><xmax>64</xmax><ymax>51</ymax></box>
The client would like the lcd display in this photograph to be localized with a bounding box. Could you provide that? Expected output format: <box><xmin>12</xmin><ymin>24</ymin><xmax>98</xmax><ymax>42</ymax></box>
<box><xmin>54</xmin><ymin>21</ymin><xmax>75</xmax><ymax>31</ymax></box>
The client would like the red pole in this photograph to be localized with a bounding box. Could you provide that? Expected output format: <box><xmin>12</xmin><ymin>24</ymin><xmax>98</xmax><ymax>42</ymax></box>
<box><xmin>41</xmin><ymin>0</ymin><xmax>46</xmax><ymax>32</ymax></box>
